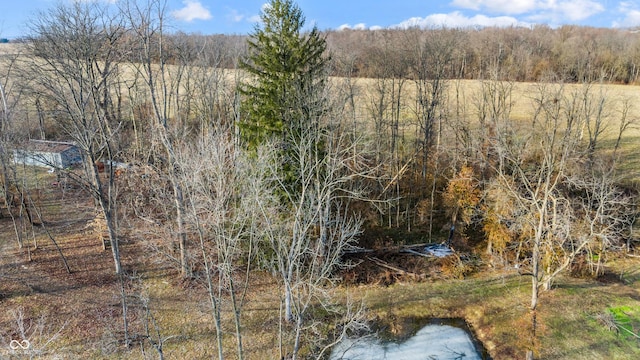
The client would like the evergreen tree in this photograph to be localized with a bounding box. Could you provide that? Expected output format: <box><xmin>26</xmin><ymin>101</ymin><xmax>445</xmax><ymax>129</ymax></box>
<box><xmin>239</xmin><ymin>0</ymin><xmax>329</xmax><ymax>148</ymax></box>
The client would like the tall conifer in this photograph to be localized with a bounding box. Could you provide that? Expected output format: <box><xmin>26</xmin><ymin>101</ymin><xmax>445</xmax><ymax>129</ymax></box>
<box><xmin>239</xmin><ymin>0</ymin><xmax>328</xmax><ymax>148</ymax></box>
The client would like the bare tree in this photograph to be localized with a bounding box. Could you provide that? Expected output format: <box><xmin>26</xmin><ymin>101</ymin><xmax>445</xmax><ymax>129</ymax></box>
<box><xmin>493</xmin><ymin>83</ymin><xmax>580</xmax><ymax>308</ymax></box>
<box><xmin>486</xmin><ymin>81</ymin><xmax>638</xmax><ymax>359</ymax></box>
<box><xmin>177</xmin><ymin>127</ymin><xmax>263</xmax><ymax>360</ymax></box>
<box><xmin>570</xmin><ymin>83</ymin><xmax>609</xmax><ymax>163</ymax></box>
<box><xmin>20</xmin><ymin>1</ymin><xmax>135</xmax><ymax>348</ymax></box>
<box><xmin>409</xmin><ymin>28</ymin><xmax>460</xmax><ymax>170</ymax></box>
<box><xmin>121</xmin><ymin>0</ymin><xmax>191</xmax><ymax>277</ymax></box>
<box><xmin>23</xmin><ymin>0</ymin><xmax>126</xmax><ymax>275</ymax></box>
<box><xmin>408</xmin><ymin>29</ymin><xmax>459</xmax><ymax>237</ymax></box>
<box><xmin>362</xmin><ymin>33</ymin><xmax>411</xmax><ymax>228</ymax></box>
<box><xmin>253</xmin><ymin>102</ymin><xmax>370</xmax><ymax>359</ymax></box>
<box><xmin>182</xmin><ymin>37</ymin><xmax>238</xmax><ymax>137</ymax></box>
<box><xmin>488</xmin><ymin>83</ymin><xmax>580</xmax><ymax>360</ymax></box>
<box><xmin>0</xmin><ymin>33</ymin><xmax>73</xmax><ymax>273</ymax></box>
<box><xmin>0</xmin><ymin>307</ymin><xmax>67</xmax><ymax>359</ymax></box>
<box><xmin>566</xmin><ymin>160</ymin><xmax>635</xmax><ymax>277</ymax></box>
<box><xmin>0</xmin><ymin>47</ymin><xmax>26</xmax><ymax>247</ymax></box>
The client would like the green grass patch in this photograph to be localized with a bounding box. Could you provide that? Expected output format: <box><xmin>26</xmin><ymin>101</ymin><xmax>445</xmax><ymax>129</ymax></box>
<box><xmin>608</xmin><ymin>305</ymin><xmax>640</xmax><ymax>339</ymax></box>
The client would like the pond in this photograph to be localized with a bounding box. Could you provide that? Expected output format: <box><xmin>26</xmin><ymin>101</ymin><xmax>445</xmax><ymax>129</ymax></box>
<box><xmin>330</xmin><ymin>318</ymin><xmax>491</xmax><ymax>360</ymax></box>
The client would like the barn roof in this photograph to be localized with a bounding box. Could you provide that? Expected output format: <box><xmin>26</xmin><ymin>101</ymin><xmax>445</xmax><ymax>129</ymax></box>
<box><xmin>21</xmin><ymin>140</ymin><xmax>78</xmax><ymax>153</ymax></box>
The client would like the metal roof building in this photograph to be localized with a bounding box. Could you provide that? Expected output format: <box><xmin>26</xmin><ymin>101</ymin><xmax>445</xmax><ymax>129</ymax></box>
<box><xmin>13</xmin><ymin>140</ymin><xmax>82</xmax><ymax>169</ymax></box>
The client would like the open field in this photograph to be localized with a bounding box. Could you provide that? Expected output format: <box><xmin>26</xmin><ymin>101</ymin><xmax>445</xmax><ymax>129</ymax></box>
<box><xmin>3</xmin><ymin>40</ymin><xmax>639</xmax><ymax>182</ymax></box>
<box><xmin>337</xmin><ymin>77</ymin><xmax>640</xmax><ymax>189</ymax></box>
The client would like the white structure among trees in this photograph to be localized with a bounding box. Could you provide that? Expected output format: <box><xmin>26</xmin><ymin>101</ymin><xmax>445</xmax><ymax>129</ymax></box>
<box><xmin>13</xmin><ymin>140</ymin><xmax>82</xmax><ymax>169</ymax></box>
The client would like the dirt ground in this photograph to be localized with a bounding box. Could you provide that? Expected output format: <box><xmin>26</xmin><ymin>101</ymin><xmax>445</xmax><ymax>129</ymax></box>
<box><xmin>0</xmin><ymin>169</ymin><xmax>291</xmax><ymax>359</ymax></box>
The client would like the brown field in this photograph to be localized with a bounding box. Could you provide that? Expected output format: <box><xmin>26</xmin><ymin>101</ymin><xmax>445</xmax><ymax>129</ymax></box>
<box><xmin>341</xmin><ymin>77</ymin><xmax>640</xmax><ymax>185</ymax></box>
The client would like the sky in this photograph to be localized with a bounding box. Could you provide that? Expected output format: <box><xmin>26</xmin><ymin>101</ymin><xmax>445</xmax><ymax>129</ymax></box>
<box><xmin>2</xmin><ymin>0</ymin><xmax>640</xmax><ymax>40</ymax></box>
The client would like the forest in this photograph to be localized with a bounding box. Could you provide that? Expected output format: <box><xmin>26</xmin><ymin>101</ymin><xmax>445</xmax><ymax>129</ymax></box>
<box><xmin>0</xmin><ymin>0</ymin><xmax>638</xmax><ymax>359</ymax></box>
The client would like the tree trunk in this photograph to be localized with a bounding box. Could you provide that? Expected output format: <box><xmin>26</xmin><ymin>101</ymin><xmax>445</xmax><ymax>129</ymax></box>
<box><xmin>284</xmin><ymin>281</ymin><xmax>293</xmax><ymax>323</ymax></box>
<box><xmin>118</xmin><ymin>273</ymin><xmax>129</xmax><ymax>348</ymax></box>
<box><xmin>105</xmin><ymin>209</ymin><xmax>122</xmax><ymax>275</ymax></box>
<box><xmin>229</xmin><ymin>280</ymin><xmax>245</xmax><ymax>360</ymax></box>
<box><xmin>292</xmin><ymin>315</ymin><xmax>303</xmax><ymax>360</ymax></box>
<box><xmin>170</xmin><ymin>177</ymin><xmax>189</xmax><ymax>277</ymax></box>
<box><xmin>531</xmin><ymin>241</ymin><xmax>540</xmax><ymax>311</ymax></box>
<box><xmin>92</xmin><ymin>158</ymin><xmax>122</xmax><ymax>275</ymax></box>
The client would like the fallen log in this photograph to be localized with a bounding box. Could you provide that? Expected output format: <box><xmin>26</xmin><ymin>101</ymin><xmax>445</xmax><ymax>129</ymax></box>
<box><xmin>366</xmin><ymin>256</ymin><xmax>423</xmax><ymax>280</ymax></box>
<box><xmin>345</xmin><ymin>242</ymin><xmax>453</xmax><ymax>259</ymax></box>
<box><xmin>400</xmin><ymin>248</ymin><xmax>432</xmax><ymax>258</ymax></box>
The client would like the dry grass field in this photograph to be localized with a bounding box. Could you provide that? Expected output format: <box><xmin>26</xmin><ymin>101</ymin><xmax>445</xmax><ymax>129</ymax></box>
<box><xmin>342</xmin><ymin>77</ymin><xmax>640</xmax><ymax>182</ymax></box>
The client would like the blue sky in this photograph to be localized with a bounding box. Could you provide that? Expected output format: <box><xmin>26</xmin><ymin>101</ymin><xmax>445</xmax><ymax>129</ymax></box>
<box><xmin>2</xmin><ymin>0</ymin><xmax>640</xmax><ymax>39</ymax></box>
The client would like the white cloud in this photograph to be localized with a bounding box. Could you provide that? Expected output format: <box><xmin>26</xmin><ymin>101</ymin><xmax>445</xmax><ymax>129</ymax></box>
<box><xmin>451</xmin><ymin>0</ymin><xmax>605</xmax><ymax>23</ymax></box>
<box><xmin>248</xmin><ymin>14</ymin><xmax>262</xmax><ymax>23</ymax></box>
<box><xmin>338</xmin><ymin>23</ymin><xmax>368</xmax><ymax>30</ymax></box>
<box><xmin>394</xmin><ymin>11</ymin><xmax>530</xmax><ymax>28</ymax></box>
<box><xmin>450</xmin><ymin>0</ymin><xmax>482</xmax><ymax>11</ymax></box>
<box><xmin>227</xmin><ymin>9</ymin><xmax>244</xmax><ymax>22</ymax></box>
<box><xmin>613</xmin><ymin>10</ymin><xmax>640</xmax><ymax>27</ymax></box>
<box><xmin>171</xmin><ymin>1</ymin><xmax>212</xmax><ymax>22</ymax></box>
<box><xmin>539</xmin><ymin>0</ymin><xmax>605</xmax><ymax>22</ymax></box>
<box><xmin>241</xmin><ymin>3</ymin><xmax>269</xmax><ymax>24</ymax></box>
<box><xmin>451</xmin><ymin>0</ymin><xmax>538</xmax><ymax>14</ymax></box>
<box><xmin>613</xmin><ymin>1</ymin><xmax>640</xmax><ymax>27</ymax></box>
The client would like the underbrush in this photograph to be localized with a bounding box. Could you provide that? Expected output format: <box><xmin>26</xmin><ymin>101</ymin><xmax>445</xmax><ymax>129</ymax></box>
<box><xmin>0</xmin><ymin>168</ymin><xmax>638</xmax><ymax>359</ymax></box>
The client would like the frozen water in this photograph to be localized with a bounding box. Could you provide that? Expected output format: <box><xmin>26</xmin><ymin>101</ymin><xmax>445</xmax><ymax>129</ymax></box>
<box><xmin>330</xmin><ymin>324</ymin><xmax>483</xmax><ymax>360</ymax></box>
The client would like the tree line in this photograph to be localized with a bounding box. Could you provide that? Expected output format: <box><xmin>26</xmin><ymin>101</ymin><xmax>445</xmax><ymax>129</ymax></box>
<box><xmin>21</xmin><ymin>22</ymin><xmax>636</xmax><ymax>85</ymax></box>
<box><xmin>325</xmin><ymin>25</ymin><xmax>640</xmax><ymax>84</ymax></box>
<box><xmin>0</xmin><ymin>0</ymin><xmax>638</xmax><ymax>358</ymax></box>
<box><xmin>84</xmin><ymin>24</ymin><xmax>640</xmax><ymax>84</ymax></box>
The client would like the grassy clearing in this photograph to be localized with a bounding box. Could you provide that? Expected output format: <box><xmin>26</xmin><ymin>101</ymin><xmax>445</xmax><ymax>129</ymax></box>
<box><xmin>335</xmin><ymin>254</ymin><xmax>640</xmax><ymax>359</ymax></box>
<box><xmin>607</xmin><ymin>305</ymin><xmax>640</xmax><ymax>339</ymax></box>
<box><xmin>540</xmin><ymin>278</ymin><xmax>640</xmax><ymax>359</ymax></box>
<box><xmin>342</xmin><ymin>272</ymin><xmax>531</xmax><ymax>358</ymax></box>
